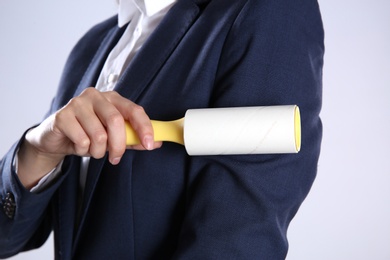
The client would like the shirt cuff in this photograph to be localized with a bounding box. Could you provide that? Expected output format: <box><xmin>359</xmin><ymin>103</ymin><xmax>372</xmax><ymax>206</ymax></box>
<box><xmin>13</xmin><ymin>149</ymin><xmax>64</xmax><ymax>193</ymax></box>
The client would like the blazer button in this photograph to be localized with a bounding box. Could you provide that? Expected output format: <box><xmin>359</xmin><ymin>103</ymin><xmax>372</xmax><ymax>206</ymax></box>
<box><xmin>2</xmin><ymin>192</ymin><xmax>16</xmax><ymax>219</ymax></box>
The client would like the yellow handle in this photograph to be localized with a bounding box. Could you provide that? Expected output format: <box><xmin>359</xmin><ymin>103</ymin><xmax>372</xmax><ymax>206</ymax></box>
<box><xmin>125</xmin><ymin>118</ymin><xmax>185</xmax><ymax>146</ymax></box>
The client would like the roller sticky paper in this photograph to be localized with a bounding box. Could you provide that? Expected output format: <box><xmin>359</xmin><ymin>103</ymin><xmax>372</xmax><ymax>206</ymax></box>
<box><xmin>125</xmin><ymin>105</ymin><xmax>301</xmax><ymax>156</ymax></box>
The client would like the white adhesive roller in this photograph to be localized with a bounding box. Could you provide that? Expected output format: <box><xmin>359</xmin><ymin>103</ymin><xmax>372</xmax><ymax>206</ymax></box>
<box><xmin>125</xmin><ymin>105</ymin><xmax>301</xmax><ymax>156</ymax></box>
<box><xmin>184</xmin><ymin>105</ymin><xmax>300</xmax><ymax>155</ymax></box>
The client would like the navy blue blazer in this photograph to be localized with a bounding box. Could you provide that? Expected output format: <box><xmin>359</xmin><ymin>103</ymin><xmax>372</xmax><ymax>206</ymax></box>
<box><xmin>0</xmin><ymin>0</ymin><xmax>324</xmax><ymax>259</ymax></box>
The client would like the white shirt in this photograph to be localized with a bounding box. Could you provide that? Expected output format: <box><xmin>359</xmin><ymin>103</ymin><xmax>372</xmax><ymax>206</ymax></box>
<box><xmin>95</xmin><ymin>0</ymin><xmax>176</xmax><ymax>92</ymax></box>
<box><xmin>28</xmin><ymin>0</ymin><xmax>176</xmax><ymax>193</ymax></box>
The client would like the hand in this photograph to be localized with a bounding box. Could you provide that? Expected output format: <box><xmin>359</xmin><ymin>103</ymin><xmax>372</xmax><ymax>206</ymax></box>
<box><xmin>18</xmin><ymin>88</ymin><xmax>161</xmax><ymax>188</ymax></box>
<box><xmin>28</xmin><ymin>87</ymin><xmax>161</xmax><ymax>163</ymax></box>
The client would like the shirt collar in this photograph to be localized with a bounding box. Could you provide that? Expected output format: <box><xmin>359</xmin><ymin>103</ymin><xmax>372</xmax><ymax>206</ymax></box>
<box><xmin>117</xmin><ymin>0</ymin><xmax>176</xmax><ymax>27</ymax></box>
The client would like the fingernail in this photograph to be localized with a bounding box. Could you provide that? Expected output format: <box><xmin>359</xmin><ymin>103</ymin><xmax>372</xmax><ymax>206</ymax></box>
<box><xmin>110</xmin><ymin>157</ymin><xmax>121</xmax><ymax>165</ymax></box>
<box><xmin>144</xmin><ymin>135</ymin><xmax>154</xmax><ymax>150</ymax></box>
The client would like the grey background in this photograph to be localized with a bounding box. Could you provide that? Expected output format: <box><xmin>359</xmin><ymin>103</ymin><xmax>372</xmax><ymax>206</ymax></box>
<box><xmin>1</xmin><ymin>1</ymin><xmax>389</xmax><ymax>259</ymax></box>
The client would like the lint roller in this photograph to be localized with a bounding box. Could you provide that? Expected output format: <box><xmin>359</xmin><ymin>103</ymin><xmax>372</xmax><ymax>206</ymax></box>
<box><xmin>125</xmin><ymin>105</ymin><xmax>301</xmax><ymax>156</ymax></box>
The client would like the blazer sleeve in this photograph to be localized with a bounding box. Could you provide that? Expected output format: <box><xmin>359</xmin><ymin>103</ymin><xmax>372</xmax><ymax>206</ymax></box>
<box><xmin>173</xmin><ymin>0</ymin><xmax>324</xmax><ymax>259</ymax></box>
<box><xmin>0</xmin><ymin>15</ymin><xmax>119</xmax><ymax>258</ymax></box>
<box><xmin>0</xmin><ymin>134</ymin><xmax>58</xmax><ymax>258</ymax></box>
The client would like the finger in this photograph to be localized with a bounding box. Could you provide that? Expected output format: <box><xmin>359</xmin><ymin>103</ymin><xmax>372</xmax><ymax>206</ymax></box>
<box><xmin>92</xmin><ymin>102</ymin><xmax>126</xmax><ymax>164</ymax></box>
<box><xmin>76</xmin><ymin>88</ymin><xmax>126</xmax><ymax>162</ymax></box>
<box><xmin>52</xmin><ymin>110</ymin><xmax>91</xmax><ymax>156</ymax></box>
<box><xmin>76</xmin><ymin>113</ymin><xmax>108</xmax><ymax>159</ymax></box>
<box><xmin>125</xmin><ymin>104</ymin><xmax>154</xmax><ymax>150</ymax></box>
<box><xmin>104</xmin><ymin>92</ymin><xmax>156</xmax><ymax>151</ymax></box>
<box><xmin>66</xmin><ymin>94</ymin><xmax>109</xmax><ymax>159</ymax></box>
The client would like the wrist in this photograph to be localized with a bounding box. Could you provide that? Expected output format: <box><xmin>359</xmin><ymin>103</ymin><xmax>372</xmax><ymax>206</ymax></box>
<box><xmin>17</xmin><ymin>138</ymin><xmax>64</xmax><ymax>189</ymax></box>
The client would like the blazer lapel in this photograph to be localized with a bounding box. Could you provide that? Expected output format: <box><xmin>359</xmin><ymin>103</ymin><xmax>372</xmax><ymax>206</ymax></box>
<box><xmin>71</xmin><ymin>24</ymin><xmax>126</xmax><ymax>250</ymax></box>
<box><xmin>72</xmin><ymin>156</ymin><xmax>106</xmax><ymax>252</ymax></box>
<box><xmin>76</xmin><ymin>1</ymin><xmax>201</xmax><ymax>225</ymax></box>
<box><xmin>73</xmin><ymin>0</ymin><xmax>204</xmax><ymax>252</ymax></box>
<box><xmin>73</xmin><ymin>24</ymin><xmax>127</xmax><ymax>96</ymax></box>
<box><xmin>115</xmin><ymin>0</ymin><xmax>201</xmax><ymax>101</ymax></box>
<box><xmin>54</xmin><ymin>156</ymin><xmax>81</xmax><ymax>260</ymax></box>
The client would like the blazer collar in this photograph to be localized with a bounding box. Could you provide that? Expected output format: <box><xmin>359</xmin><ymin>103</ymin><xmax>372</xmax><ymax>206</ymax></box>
<box><xmin>114</xmin><ymin>0</ymin><xmax>202</xmax><ymax>102</ymax></box>
<box><xmin>74</xmin><ymin>0</ymin><xmax>206</xmax><ymax>100</ymax></box>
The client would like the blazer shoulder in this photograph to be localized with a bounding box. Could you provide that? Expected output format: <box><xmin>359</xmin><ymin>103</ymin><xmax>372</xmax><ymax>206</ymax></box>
<box><xmin>48</xmin><ymin>15</ymin><xmax>120</xmax><ymax>114</ymax></box>
<box><xmin>61</xmin><ymin>15</ymin><xmax>118</xmax><ymax>72</ymax></box>
<box><xmin>73</xmin><ymin>15</ymin><xmax>118</xmax><ymax>53</ymax></box>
